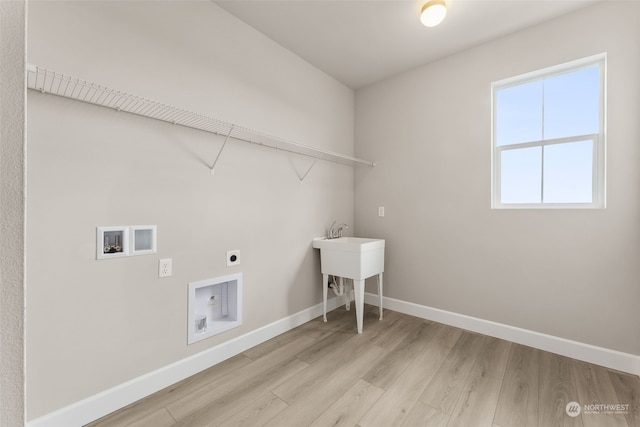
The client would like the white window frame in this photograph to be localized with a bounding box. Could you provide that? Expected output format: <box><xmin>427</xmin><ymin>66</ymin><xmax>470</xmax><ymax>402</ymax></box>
<box><xmin>491</xmin><ymin>53</ymin><xmax>606</xmax><ymax>209</ymax></box>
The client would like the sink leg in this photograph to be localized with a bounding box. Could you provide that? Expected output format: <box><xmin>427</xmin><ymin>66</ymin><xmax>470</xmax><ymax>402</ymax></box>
<box><xmin>350</xmin><ymin>281</ymin><xmax>355</xmax><ymax>309</ymax></box>
<box><xmin>323</xmin><ymin>273</ymin><xmax>328</xmax><ymax>322</ymax></box>
<box><xmin>354</xmin><ymin>279</ymin><xmax>365</xmax><ymax>334</ymax></box>
<box><xmin>378</xmin><ymin>273</ymin><xmax>384</xmax><ymax>320</ymax></box>
<box><xmin>343</xmin><ymin>277</ymin><xmax>351</xmax><ymax>311</ymax></box>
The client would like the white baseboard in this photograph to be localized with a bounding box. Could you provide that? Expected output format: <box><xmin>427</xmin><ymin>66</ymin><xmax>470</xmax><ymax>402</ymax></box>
<box><xmin>366</xmin><ymin>292</ymin><xmax>640</xmax><ymax>377</ymax></box>
<box><xmin>27</xmin><ymin>297</ymin><xmax>341</xmax><ymax>427</ymax></box>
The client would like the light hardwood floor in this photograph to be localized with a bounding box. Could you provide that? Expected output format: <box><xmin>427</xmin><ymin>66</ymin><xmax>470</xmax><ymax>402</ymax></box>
<box><xmin>87</xmin><ymin>305</ymin><xmax>640</xmax><ymax>427</ymax></box>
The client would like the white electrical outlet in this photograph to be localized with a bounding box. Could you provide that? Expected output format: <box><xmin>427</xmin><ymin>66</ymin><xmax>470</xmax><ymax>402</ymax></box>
<box><xmin>378</xmin><ymin>206</ymin><xmax>385</xmax><ymax>217</ymax></box>
<box><xmin>159</xmin><ymin>258</ymin><xmax>172</xmax><ymax>277</ymax></box>
<box><xmin>227</xmin><ymin>250</ymin><xmax>240</xmax><ymax>267</ymax></box>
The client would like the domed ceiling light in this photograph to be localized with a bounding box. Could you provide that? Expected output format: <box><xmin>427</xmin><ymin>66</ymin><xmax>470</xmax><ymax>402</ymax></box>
<box><xmin>420</xmin><ymin>0</ymin><xmax>447</xmax><ymax>27</ymax></box>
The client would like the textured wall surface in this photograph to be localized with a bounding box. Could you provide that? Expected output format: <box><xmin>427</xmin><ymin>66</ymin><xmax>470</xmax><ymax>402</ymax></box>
<box><xmin>0</xmin><ymin>1</ymin><xmax>26</xmax><ymax>426</ymax></box>
<box><xmin>26</xmin><ymin>1</ymin><xmax>354</xmax><ymax>420</ymax></box>
<box><xmin>355</xmin><ymin>1</ymin><xmax>640</xmax><ymax>356</ymax></box>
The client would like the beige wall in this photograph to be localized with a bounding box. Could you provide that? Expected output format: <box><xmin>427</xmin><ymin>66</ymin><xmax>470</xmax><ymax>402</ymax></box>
<box><xmin>1</xmin><ymin>1</ymin><xmax>26</xmax><ymax>425</ymax></box>
<box><xmin>355</xmin><ymin>1</ymin><xmax>640</xmax><ymax>356</ymax></box>
<box><xmin>26</xmin><ymin>1</ymin><xmax>354</xmax><ymax>419</ymax></box>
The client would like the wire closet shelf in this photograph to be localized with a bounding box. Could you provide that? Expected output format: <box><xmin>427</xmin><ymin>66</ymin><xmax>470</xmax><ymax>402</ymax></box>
<box><xmin>26</xmin><ymin>64</ymin><xmax>376</xmax><ymax>171</ymax></box>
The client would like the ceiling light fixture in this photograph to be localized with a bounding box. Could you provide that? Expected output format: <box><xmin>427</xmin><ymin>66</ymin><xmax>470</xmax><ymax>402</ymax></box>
<box><xmin>420</xmin><ymin>0</ymin><xmax>447</xmax><ymax>27</ymax></box>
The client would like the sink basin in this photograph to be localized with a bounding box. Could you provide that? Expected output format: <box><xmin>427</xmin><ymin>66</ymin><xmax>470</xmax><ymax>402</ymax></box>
<box><xmin>312</xmin><ymin>237</ymin><xmax>385</xmax><ymax>280</ymax></box>
<box><xmin>312</xmin><ymin>237</ymin><xmax>385</xmax><ymax>334</ymax></box>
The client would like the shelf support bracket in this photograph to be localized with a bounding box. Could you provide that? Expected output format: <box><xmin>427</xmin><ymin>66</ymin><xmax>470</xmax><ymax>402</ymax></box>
<box><xmin>298</xmin><ymin>158</ymin><xmax>318</xmax><ymax>183</ymax></box>
<box><xmin>209</xmin><ymin>126</ymin><xmax>234</xmax><ymax>175</ymax></box>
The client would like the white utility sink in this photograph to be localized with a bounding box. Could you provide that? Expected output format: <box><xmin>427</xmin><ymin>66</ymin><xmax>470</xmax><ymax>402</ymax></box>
<box><xmin>312</xmin><ymin>237</ymin><xmax>385</xmax><ymax>334</ymax></box>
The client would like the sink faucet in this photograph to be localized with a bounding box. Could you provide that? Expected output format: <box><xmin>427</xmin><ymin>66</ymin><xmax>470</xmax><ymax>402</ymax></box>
<box><xmin>328</xmin><ymin>221</ymin><xmax>348</xmax><ymax>239</ymax></box>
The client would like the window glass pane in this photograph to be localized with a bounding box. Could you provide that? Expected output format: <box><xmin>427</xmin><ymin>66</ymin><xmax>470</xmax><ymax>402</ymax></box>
<box><xmin>501</xmin><ymin>146</ymin><xmax>542</xmax><ymax>203</ymax></box>
<box><xmin>495</xmin><ymin>80</ymin><xmax>543</xmax><ymax>146</ymax></box>
<box><xmin>543</xmin><ymin>140</ymin><xmax>593</xmax><ymax>203</ymax></box>
<box><xmin>543</xmin><ymin>65</ymin><xmax>600</xmax><ymax>140</ymax></box>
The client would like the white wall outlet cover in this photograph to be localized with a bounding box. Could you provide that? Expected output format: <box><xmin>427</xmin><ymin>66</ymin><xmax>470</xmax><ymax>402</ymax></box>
<box><xmin>378</xmin><ymin>206</ymin><xmax>385</xmax><ymax>217</ymax></box>
<box><xmin>227</xmin><ymin>250</ymin><xmax>240</xmax><ymax>267</ymax></box>
<box><xmin>159</xmin><ymin>258</ymin><xmax>172</xmax><ymax>278</ymax></box>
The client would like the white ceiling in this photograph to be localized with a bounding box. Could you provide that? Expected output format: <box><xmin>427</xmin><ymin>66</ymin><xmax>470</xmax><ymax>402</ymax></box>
<box><xmin>215</xmin><ymin>0</ymin><xmax>600</xmax><ymax>89</ymax></box>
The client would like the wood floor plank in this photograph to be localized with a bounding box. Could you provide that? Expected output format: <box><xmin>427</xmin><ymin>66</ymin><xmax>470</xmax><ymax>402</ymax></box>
<box><xmin>263</xmin><ymin>342</ymin><xmax>388</xmax><ymax>426</ymax></box>
<box><xmin>474</xmin><ymin>336</ymin><xmax>512</xmax><ymax>380</ymax></box>
<box><xmin>85</xmin><ymin>353</ymin><xmax>252</xmax><ymax>427</ymax></box>
<box><xmin>309</xmin><ymin>379</ymin><xmax>384</xmax><ymax>427</ymax></box>
<box><xmin>538</xmin><ymin>350</ymin><xmax>583</xmax><ymax>427</ymax></box>
<box><xmin>400</xmin><ymin>402</ymin><xmax>449</xmax><ymax>427</ymax></box>
<box><xmin>126</xmin><ymin>407</ymin><xmax>175</xmax><ymax>427</ymax></box>
<box><xmin>295</xmin><ymin>327</ymin><xmax>355</xmax><ymax>364</ymax></box>
<box><xmin>494</xmin><ymin>343</ymin><xmax>540</xmax><ymax>427</ymax></box>
<box><xmin>165</xmin><ymin>334</ymin><xmax>316</xmax><ymax>420</ymax></box>
<box><xmin>447</xmin><ymin>362</ymin><xmax>502</xmax><ymax>427</ymax></box>
<box><xmin>170</xmin><ymin>357</ymin><xmax>308</xmax><ymax>425</ymax></box>
<box><xmin>362</xmin><ymin>317</ymin><xmax>434</xmax><ymax>390</ymax></box>
<box><xmin>358</xmin><ymin>324</ymin><xmax>462</xmax><ymax>427</ymax></box>
<box><xmin>419</xmin><ymin>331</ymin><xmax>486</xmax><ymax>414</ymax></box>
<box><xmin>218</xmin><ymin>392</ymin><xmax>288</xmax><ymax>427</ymax></box>
<box><xmin>367</xmin><ymin>310</ymin><xmax>425</xmax><ymax>350</ymax></box>
<box><xmin>271</xmin><ymin>333</ymin><xmax>382</xmax><ymax>405</ymax></box>
<box><xmin>573</xmin><ymin>360</ymin><xmax>629</xmax><ymax>427</ymax></box>
<box><xmin>242</xmin><ymin>327</ymin><xmax>308</xmax><ymax>361</ymax></box>
<box><xmin>609</xmin><ymin>370</ymin><xmax>640</xmax><ymax>427</ymax></box>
